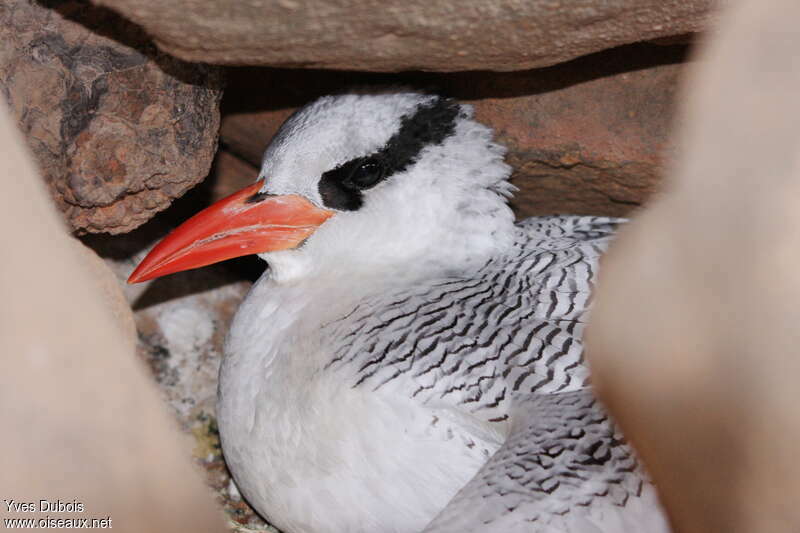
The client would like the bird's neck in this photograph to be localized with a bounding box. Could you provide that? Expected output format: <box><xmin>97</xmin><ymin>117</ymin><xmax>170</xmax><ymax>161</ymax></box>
<box><xmin>262</xmin><ymin>208</ymin><xmax>518</xmax><ymax>287</ymax></box>
<box><xmin>224</xmin><ymin>264</ymin><xmax>403</xmax><ymax>382</ymax></box>
<box><xmin>227</xmin><ymin>219</ymin><xmax>511</xmax><ymax>362</ymax></box>
<box><xmin>264</xmin><ymin>243</ymin><xmax>502</xmax><ymax>286</ymax></box>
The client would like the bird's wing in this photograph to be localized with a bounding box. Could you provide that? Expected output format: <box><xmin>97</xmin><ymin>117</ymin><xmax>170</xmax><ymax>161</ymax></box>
<box><xmin>325</xmin><ymin>215</ymin><xmax>621</xmax><ymax>423</ymax></box>
<box><xmin>325</xmin><ymin>215</ymin><xmax>668</xmax><ymax>531</ymax></box>
<box><xmin>421</xmin><ymin>389</ymin><xmax>669</xmax><ymax>533</ymax></box>
<box><xmin>424</xmin><ymin>390</ymin><xmax>669</xmax><ymax>533</ymax></box>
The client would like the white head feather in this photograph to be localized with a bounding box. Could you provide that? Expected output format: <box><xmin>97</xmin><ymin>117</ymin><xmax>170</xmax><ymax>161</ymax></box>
<box><xmin>255</xmin><ymin>92</ymin><xmax>517</xmax><ymax>284</ymax></box>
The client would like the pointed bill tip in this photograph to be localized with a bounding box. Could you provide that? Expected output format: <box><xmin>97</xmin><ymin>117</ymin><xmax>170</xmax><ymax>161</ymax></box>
<box><xmin>127</xmin><ymin>264</ymin><xmax>159</xmax><ymax>284</ymax></box>
<box><xmin>127</xmin><ymin>269</ymin><xmax>146</xmax><ymax>284</ymax></box>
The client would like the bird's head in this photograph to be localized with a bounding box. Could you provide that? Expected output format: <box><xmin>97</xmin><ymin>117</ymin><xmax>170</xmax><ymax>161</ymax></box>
<box><xmin>129</xmin><ymin>92</ymin><xmax>516</xmax><ymax>285</ymax></box>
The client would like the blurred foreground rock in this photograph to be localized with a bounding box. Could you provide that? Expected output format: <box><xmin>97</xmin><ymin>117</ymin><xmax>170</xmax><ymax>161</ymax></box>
<box><xmin>221</xmin><ymin>44</ymin><xmax>686</xmax><ymax>218</ymax></box>
<box><xmin>0</xmin><ymin>0</ymin><xmax>222</xmax><ymax>234</ymax></box>
<box><xmin>96</xmin><ymin>0</ymin><xmax>711</xmax><ymax>71</ymax></box>
<box><xmin>587</xmin><ymin>0</ymin><xmax>800</xmax><ymax>531</ymax></box>
<box><xmin>70</xmin><ymin>237</ymin><xmax>137</xmax><ymax>346</ymax></box>
<box><xmin>0</xmin><ymin>93</ymin><xmax>225</xmax><ymax>532</ymax></box>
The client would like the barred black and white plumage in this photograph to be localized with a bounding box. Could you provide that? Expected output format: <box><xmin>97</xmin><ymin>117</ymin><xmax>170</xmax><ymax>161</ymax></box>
<box><xmin>136</xmin><ymin>92</ymin><xmax>670</xmax><ymax>533</ymax></box>
<box><xmin>315</xmin><ymin>216</ymin><xmax>668</xmax><ymax>533</ymax></box>
<box><xmin>325</xmin><ymin>216</ymin><xmax>619</xmax><ymax>417</ymax></box>
<box><xmin>423</xmin><ymin>390</ymin><xmax>662</xmax><ymax>533</ymax></box>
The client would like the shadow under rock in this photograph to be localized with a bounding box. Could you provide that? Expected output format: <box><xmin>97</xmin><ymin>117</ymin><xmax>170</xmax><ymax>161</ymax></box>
<box><xmin>222</xmin><ymin>41</ymin><xmax>690</xmax><ymax>116</ymax></box>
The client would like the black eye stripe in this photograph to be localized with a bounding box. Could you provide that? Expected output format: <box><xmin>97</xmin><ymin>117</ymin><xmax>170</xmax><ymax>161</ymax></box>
<box><xmin>377</xmin><ymin>97</ymin><xmax>460</xmax><ymax>176</ymax></box>
<box><xmin>319</xmin><ymin>97</ymin><xmax>461</xmax><ymax>211</ymax></box>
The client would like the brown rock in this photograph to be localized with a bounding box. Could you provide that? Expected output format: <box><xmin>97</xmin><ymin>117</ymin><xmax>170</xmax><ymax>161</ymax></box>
<box><xmin>209</xmin><ymin>150</ymin><xmax>259</xmax><ymax>200</ymax></box>
<box><xmin>0</xmin><ymin>88</ymin><xmax>226</xmax><ymax>533</ymax></box>
<box><xmin>95</xmin><ymin>0</ymin><xmax>712</xmax><ymax>72</ymax></box>
<box><xmin>0</xmin><ymin>0</ymin><xmax>222</xmax><ymax>234</ymax></box>
<box><xmin>220</xmin><ymin>44</ymin><xmax>686</xmax><ymax>218</ymax></box>
<box><xmin>473</xmin><ymin>47</ymin><xmax>684</xmax><ymax>218</ymax></box>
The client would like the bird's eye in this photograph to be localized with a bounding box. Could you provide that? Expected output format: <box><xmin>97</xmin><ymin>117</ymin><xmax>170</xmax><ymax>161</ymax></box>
<box><xmin>347</xmin><ymin>159</ymin><xmax>384</xmax><ymax>189</ymax></box>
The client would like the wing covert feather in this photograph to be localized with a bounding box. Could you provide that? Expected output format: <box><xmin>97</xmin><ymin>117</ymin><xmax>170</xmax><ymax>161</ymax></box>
<box><xmin>324</xmin><ymin>215</ymin><xmax>667</xmax><ymax>531</ymax></box>
<box><xmin>325</xmin><ymin>216</ymin><xmax>621</xmax><ymax>422</ymax></box>
<box><xmin>422</xmin><ymin>391</ymin><xmax>669</xmax><ymax>533</ymax></box>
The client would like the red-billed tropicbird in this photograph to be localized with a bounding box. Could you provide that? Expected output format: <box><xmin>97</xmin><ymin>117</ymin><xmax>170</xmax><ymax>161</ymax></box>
<box><xmin>129</xmin><ymin>93</ymin><xmax>670</xmax><ymax>533</ymax></box>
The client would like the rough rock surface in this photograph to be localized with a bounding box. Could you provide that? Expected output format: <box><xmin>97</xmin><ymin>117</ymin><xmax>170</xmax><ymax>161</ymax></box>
<box><xmin>0</xmin><ymin>0</ymin><xmax>222</xmax><ymax>234</ymax></box>
<box><xmin>96</xmin><ymin>0</ymin><xmax>712</xmax><ymax>72</ymax></box>
<box><xmin>221</xmin><ymin>44</ymin><xmax>686</xmax><ymax>218</ymax></box>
